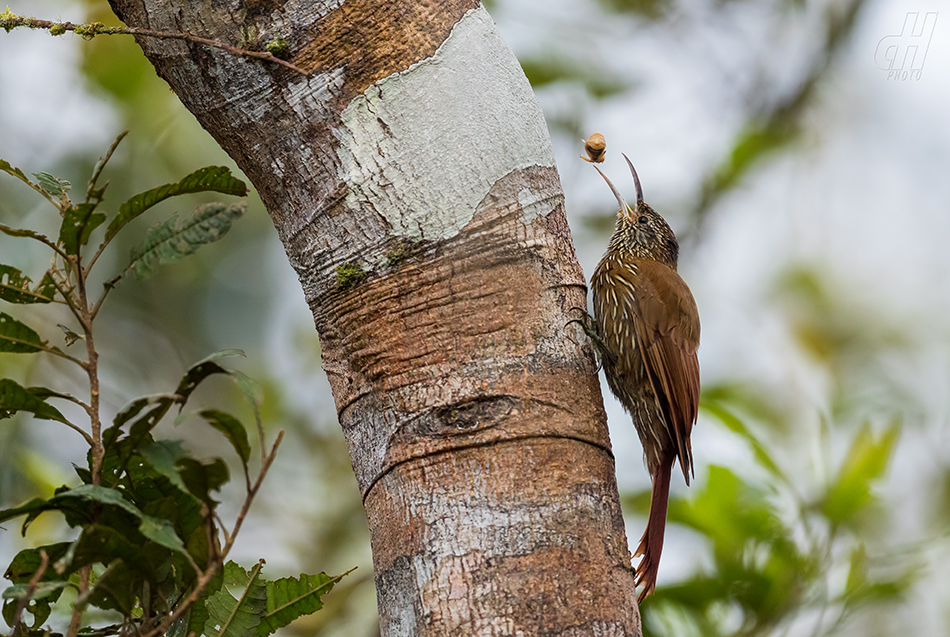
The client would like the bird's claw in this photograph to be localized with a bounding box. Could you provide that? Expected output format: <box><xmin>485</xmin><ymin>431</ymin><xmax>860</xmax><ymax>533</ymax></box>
<box><xmin>565</xmin><ymin>307</ymin><xmax>614</xmax><ymax>370</ymax></box>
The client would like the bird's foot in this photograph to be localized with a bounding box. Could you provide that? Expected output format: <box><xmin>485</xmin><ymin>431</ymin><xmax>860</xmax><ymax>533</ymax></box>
<box><xmin>566</xmin><ymin>307</ymin><xmax>615</xmax><ymax>369</ymax></box>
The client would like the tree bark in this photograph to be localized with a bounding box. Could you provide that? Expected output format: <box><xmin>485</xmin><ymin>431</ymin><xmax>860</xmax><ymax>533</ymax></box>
<box><xmin>106</xmin><ymin>0</ymin><xmax>641</xmax><ymax>633</ymax></box>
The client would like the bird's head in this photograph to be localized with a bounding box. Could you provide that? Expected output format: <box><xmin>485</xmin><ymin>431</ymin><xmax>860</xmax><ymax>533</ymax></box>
<box><xmin>595</xmin><ymin>155</ymin><xmax>679</xmax><ymax>268</ymax></box>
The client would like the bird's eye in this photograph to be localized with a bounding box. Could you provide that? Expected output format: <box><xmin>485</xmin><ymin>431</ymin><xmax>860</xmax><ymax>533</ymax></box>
<box><xmin>638</xmin><ymin>215</ymin><xmax>648</xmax><ymax>224</ymax></box>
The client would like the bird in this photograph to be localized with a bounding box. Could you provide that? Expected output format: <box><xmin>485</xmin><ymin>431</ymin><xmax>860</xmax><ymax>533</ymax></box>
<box><xmin>587</xmin><ymin>154</ymin><xmax>700</xmax><ymax>602</ymax></box>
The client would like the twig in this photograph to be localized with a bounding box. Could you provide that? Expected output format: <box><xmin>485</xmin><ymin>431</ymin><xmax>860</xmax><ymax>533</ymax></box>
<box><xmin>224</xmin><ymin>431</ymin><xmax>284</xmax><ymax>557</ymax></box>
<box><xmin>11</xmin><ymin>549</ymin><xmax>49</xmax><ymax>636</ymax></box>
<box><xmin>89</xmin><ymin>275</ymin><xmax>123</xmax><ymax>322</ymax></box>
<box><xmin>0</xmin><ymin>12</ymin><xmax>309</xmax><ymax>75</ymax></box>
<box><xmin>57</xmin><ymin>418</ymin><xmax>96</xmax><ymax>446</ymax></box>
<box><xmin>47</xmin><ymin>267</ymin><xmax>84</xmax><ymax>325</ymax></box>
<box><xmin>85</xmin><ymin>131</ymin><xmax>128</xmax><ymax>206</ymax></box>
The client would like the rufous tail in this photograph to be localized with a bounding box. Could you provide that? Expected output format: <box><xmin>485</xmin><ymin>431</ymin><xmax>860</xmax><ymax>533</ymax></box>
<box><xmin>634</xmin><ymin>453</ymin><xmax>674</xmax><ymax>602</ymax></box>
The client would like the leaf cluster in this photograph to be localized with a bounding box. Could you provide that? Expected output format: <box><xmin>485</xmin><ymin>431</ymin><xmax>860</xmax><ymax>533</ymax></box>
<box><xmin>628</xmin><ymin>386</ymin><xmax>913</xmax><ymax>637</ymax></box>
<box><xmin>0</xmin><ymin>136</ymin><xmax>349</xmax><ymax>636</ymax></box>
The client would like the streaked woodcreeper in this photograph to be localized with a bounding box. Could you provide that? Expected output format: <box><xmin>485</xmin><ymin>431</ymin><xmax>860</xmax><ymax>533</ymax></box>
<box><xmin>588</xmin><ymin>155</ymin><xmax>701</xmax><ymax>601</ymax></box>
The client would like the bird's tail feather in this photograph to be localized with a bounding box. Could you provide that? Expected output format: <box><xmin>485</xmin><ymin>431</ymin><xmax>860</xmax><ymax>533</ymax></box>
<box><xmin>634</xmin><ymin>453</ymin><xmax>674</xmax><ymax>602</ymax></box>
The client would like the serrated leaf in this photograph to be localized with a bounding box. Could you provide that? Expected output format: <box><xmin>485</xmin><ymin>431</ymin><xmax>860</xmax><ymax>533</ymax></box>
<box><xmin>59</xmin><ymin>203</ymin><xmax>106</xmax><ymax>255</ymax></box>
<box><xmin>0</xmin><ymin>266</ymin><xmax>55</xmax><ymax>304</ymax></box>
<box><xmin>32</xmin><ymin>171</ymin><xmax>71</xmax><ymax>198</ymax></box>
<box><xmin>128</xmin><ymin>202</ymin><xmax>245</xmax><ymax>280</ymax></box>
<box><xmin>204</xmin><ymin>561</ymin><xmax>267</xmax><ymax>637</ymax></box>
<box><xmin>200</xmin><ymin>410</ymin><xmax>251</xmax><ymax>467</ymax></box>
<box><xmin>105</xmin><ymin>166</ymin><xmax>247</xmax><ymax>243</ymax></box>
<box><xmin>0</xmin><ymin>312</ymin><xmax>45</xmax><ymax>353</ymax></box>
<box><xmin>185</xmin><ymin>564</ymin><xmax>224</xmax><ymax>637</ymax></box>
<box><xmin>0</xmin><ymin>379</ymin><xmax>71</xmax><ymax>424</ymax></box>
<box><xmin>257</xmin><ymin>571</ymin><xmax>348</xmax><ymax>637</ymax></box>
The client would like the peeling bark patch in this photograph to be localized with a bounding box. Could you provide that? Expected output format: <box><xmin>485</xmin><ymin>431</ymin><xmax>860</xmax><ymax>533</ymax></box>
<box><xmin>335</xmin><ymin>6</ymin><xmax>556</xmax><ymax>241</ymax></box>
<box><xmin>293</xmin><ymin>0</ymin><xmax>479</xmax><ymax>101</ymax></box>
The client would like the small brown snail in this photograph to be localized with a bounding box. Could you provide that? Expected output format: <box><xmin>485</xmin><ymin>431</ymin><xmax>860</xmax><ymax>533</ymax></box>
<box><xmin>581</xmin><ymin>132</ymin><xmax>606</xmax><ymax>163</ymax></box>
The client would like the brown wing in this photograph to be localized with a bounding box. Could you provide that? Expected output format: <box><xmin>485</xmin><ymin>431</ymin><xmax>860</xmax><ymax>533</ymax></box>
<box><xmin>628</xmin><ymin>258</ymin><xmax>701</xmax><ymax>484</ymax></box>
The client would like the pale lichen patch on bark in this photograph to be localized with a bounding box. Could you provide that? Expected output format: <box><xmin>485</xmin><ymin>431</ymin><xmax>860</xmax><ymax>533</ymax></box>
<box><xmin>335</xmin><ymin>7</ymin><xmax>556</xmax><ymax>242</ymax></box>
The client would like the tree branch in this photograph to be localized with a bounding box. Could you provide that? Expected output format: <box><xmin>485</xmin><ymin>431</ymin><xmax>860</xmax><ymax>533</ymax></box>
<box><xmin>0</xmin><ymin>10</ymin><xmax>309</xmax><ymax>76</ymax></box>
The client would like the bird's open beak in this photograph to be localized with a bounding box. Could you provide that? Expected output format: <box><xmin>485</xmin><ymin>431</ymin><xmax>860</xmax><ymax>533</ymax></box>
<box><xmin>594</xmin><ymin>164</ymin><xmax>635</xmax><ymax>222</ymax></box>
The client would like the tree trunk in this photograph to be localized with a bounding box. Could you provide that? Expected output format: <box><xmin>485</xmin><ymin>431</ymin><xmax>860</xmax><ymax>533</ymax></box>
<box><xmin>106</xmin><ymin>0</ymin><xmax>641</xmax><ymax>633</ymax></box>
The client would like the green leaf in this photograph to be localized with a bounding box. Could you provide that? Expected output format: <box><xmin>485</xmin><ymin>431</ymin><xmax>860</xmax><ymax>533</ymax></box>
<box><xmin>229</xmin><ymin>370</ymin><xmax>264</xmax><ymax>434</ymax></box>
<box><xmin>105</xmin><ymin>166</ymin><xmax>247</xmax><ymax>243</ymax></box>
<box><xmin>0</xmin><ymin>266</ymin><xmax>55</xmax><ymax>304</ymax></box>
<box><xmin>139</xmin><ymin>439</ymin><xmax>190</xmax><ymax>492</ymax></box>
<box><xmin>56</xmin><ymin>323</ymin><xmax>83</xmax><ymax>345</ymax></box>
<box><xmin>703</xmin><ymin>401</ymin><xmax>786</xmax><ymax>483</ymax></box>
<box><xmin>27</xmin><ymin>486</ymin><xmax>193</xmax><ymax>563</ymax></box>
<box><xmin>0</xmin><ymin>497</ymin><xmax>52</xmax><ymax>527</ymax></box>
<box><xmin>128</xmin><ymin>202</ymin><xmax>246</xmax><ymax>280</ymax></box>
<box><xmin>3</xmin><ymin>543</ymin><xmax>71</xmax><ymax>583</ymax></box>
<box><xmin>138</xmin><ymin>514</ymin><xmax>189</xmax><ymax>555</ymax></box>
<box><xmin>0</xmin><ymin>158</ymin><xmax>31</xmax><ymax>185</ymax></box>
<box><xmin>63</xmin><ymin>525</ymin><xmax>146</xmax><ymax>574</ymax></box>
<box><xmin>174</xmin><ymin>361</ymin><xmax>232</xmax><ymax>403</ymax></box>
<box><xmin>104</xmin><ymin>394</ymin><xmax>177</xmax><ymax>450</ymax></box>
<box><xmin>185</xmin><ymin>565</ymin><xmax>224</xmax><ymax>637</ymax></box>
<box><xmin>0</xmin><ymin>379</ymin><xmax>71</xmax><ymax>424</ymax></box>
<box><xmin>0</xmin><ymin>312</ymin><xmax>45</xmax><ymax>353</ymax></box>
<box><xmin>819</xmin><ymin>421</ymin><xmax>900</xmax><ymax>528</ymax></box>
<box><xmin>85</xmin><ymin>131</ymin><xmax>128</xmax><ymax>204</ymax></box>
<box><xmin>204</xmin><ymin>561</ymin><xmax>267</xmax><ymax>637</ymax></box>
<box><xmin>177</xmin><ymin>457</ymin><xmax>229</xmax><ymax>505</ymax></box>
<box><xmin>59</xmin><ymin>203</ymin><xmax>106</xmax><ymax>255</ymax></box>
<box><xmin>257</xmin><ymin>571</ymin><xmax>349</xmax><ymax>636</ymax></box>
<box><xmin>200</xmin><ymin>410</ymin><xmax>251</xmax><ymax>467</ymax></box>
<box><xmin>0</xmin><ymin>223</ymin><xmax>56</xmax><ymax>248</ymax></box>
<box><xmin>193</xmin><ymin>348</ymin><xmax>247</xmax><ymax>365</ymax></box>
<box><xmin>32</xmin><ymin>171</ymin><xmax>71</xmax><ymax>198</ymax></box>
<box><xmin>1</xmin><ymin>581</ymin><xmax>69</xmax><ymax>601</ymax></box>
<box><xmin>1</xmin><ymin>543</ymin><xmax>71</xmax><ymax>628</ymax></box>
<box><xmin>50</xmin><ymin>484</ymin><xmax>143</xmax><ymax>518</ymax></box>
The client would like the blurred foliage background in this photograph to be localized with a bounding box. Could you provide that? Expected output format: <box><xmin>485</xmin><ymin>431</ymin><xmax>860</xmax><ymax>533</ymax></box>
<box><xmin>1</xmin><ymin>0</ymin><xmax>948</xmax><ymax>635</ymax></box>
